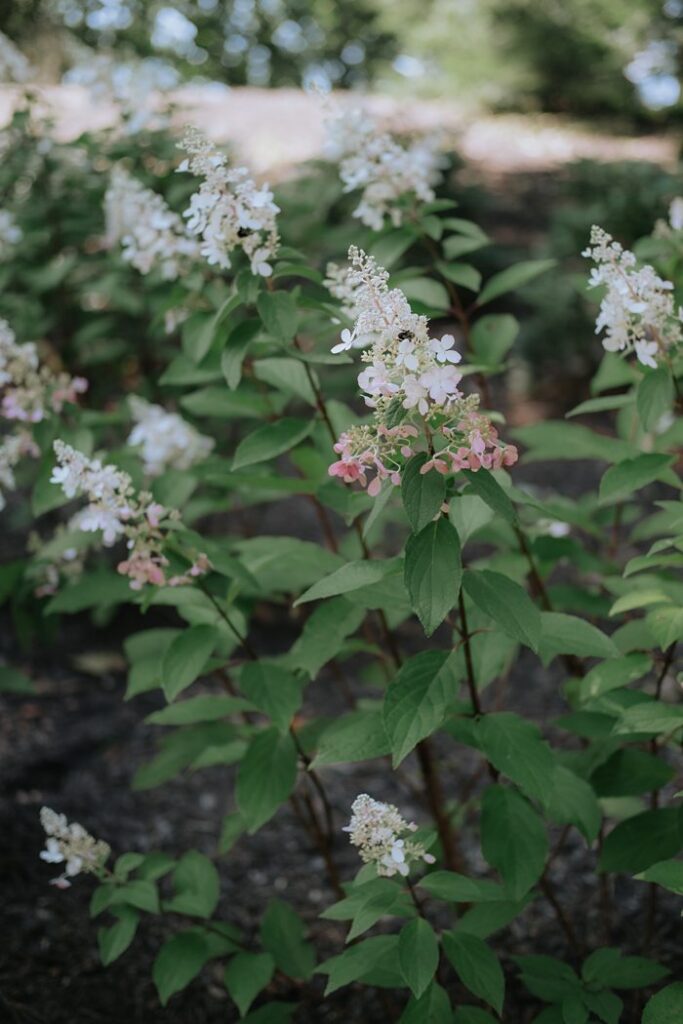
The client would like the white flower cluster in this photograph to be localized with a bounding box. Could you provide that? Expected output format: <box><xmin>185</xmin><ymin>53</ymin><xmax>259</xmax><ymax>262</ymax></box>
<box><xmin>0</xmin><ymin>30</ymin><xmax>32</xmax><ymax>83</ymax></box>
<box><xmin>27</xmin><ymin>526</ymin><xmax>87</xmax><ymax>598</ymax></box>
<box><xmin>50</xmin><ymin>440</ymin><xmax>210</xmax><ymax>591</ymax></box>
<box><xmin>178</xmin><ymin>127</ymin><xmax>280</xmax><ymax>277</ymax></box>
<box><xmin>0</xmin><ymin>318</ymin><xmax>88</xmax><ymax>424</ymax></box>
<box><xmin>104</xmin><ymin>167</ymin><xmax>198</xmax><ymax>280</ymax></box>
<box><xmin>0</xmin><ymin>429</ymin><xmax>38</xmax><ymax>510</ymax></box>
<box><xmin>128</xmin><ymin>396</ymin><xmax>214</xmax><ymax>477</ymax></box>
<box><xmin>39</xmin><ymin>807</ymin><xmax>110</xmax><ymax>888</ymax></box>
<box><xmin>0</xmin><ymin>209</ymin><xmax>22</xmax><ymax>261</ymax></box>
<box><xmin>324</xmin><ymin>104</ymin><xmax>442</xmax><ymax>230</ymax></box>
<box><xmin>327</xmin><ymin>248</ymin><xmax>517</xmax><ymax>495</ymax></box>
<box><xmin>583</xmin><ymin>225</ymin><xmax>683</xmax><ymax>368</ymax></box>
<box><xmin>343</xmin><ymin>794</ymin><xmax>435</xmax><ymax>878</ymax></box>
<box><xmin>669</xmin><ymin>197</ymin><xmax>683</xmax><ymax>232</ymax></box>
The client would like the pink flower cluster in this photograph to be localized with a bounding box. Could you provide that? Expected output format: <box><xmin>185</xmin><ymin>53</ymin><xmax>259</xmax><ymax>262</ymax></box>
<box><xmin>117</xmin><ymin>548</ymin><xmax>211</xmax><ymax>591</ymax></box>
<box><xmin>0</xmin><ymin>319</ymin><xmax>88</xmax><ymax>424</ymax></box>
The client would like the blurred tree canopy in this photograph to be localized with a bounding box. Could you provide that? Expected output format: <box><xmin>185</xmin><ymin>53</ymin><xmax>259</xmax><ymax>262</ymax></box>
<box><xmin>1</xmin><ymin>0</ymin><xmax>682</xmax><ymax>123</ymax></box>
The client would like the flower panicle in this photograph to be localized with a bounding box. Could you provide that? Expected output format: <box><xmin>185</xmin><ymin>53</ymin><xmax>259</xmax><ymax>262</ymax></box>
<box><xmin>583</xmin><ymin>224</ymin><xmax>682</xmax><ymax>368</ymax></box>
<box><xmin>177</xmin><ymin>126</ymin><xmax>280</xmax><ymax>277</ymax></box>
<box><xmin>343</xmin><ymin>794</ymin><xmax>435</xmax><ymax>878</ymax></box>
<box><xmin>326</xmin><ymin>248</ymin><xmax>518</xmax><ymax>496</ymax></box>
<box><xmin>39</xmin><ymin>806</ymin><xmax>110</xmax><ymax>888</ymax></box>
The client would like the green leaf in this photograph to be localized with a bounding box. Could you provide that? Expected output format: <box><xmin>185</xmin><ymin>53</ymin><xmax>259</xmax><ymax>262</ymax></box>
<box><xmin>260</xmin><ymin>900</ymin><xmax>315</xmax><ymax>980</ymax></box>
<box><xmin>318</xmin><ymin>935</ymin><xmax>398</xmax><ymax>995</ymax></box>
<box><xmin>579</xmin><ymin>653</ymin><xmax>652</xmax><ymax>701</ymax></box>
<box><xmin>481</xmin><ymin>786</ymin><xmax>548</xmax><ymax>898</ymax></box>
<box><xmin>646</xmin><ymin>606</ymin><xmax>683</xmax><ymax>650</ymax></box>
<box><xmin>340</xmin><ymin>879</ymin><xmax>411</xmax><ymax>941</ymax></box>
<box><xmin>463</xmin><ymin>571</ymin><xmax>540</xmax><ymax>652</ymax></box>
<box><xmin>400</xmin><ymin>277</ymin><xmax>450</xmax><ymax>313</ymax></box>
<box><xmin>161</xmin><ymin>625</ymin><xmax>218</xmax><ymax>701</ymax></box>
<box><xmin>437</xmin><ymin>261</ymin><xmax>482</xmax><ymax>292</ymax></box>
<box><xmin>153</xmin><ymin>931</ymin><xmax>209</xmax><ymax>1006</ymax></box>
<box><xmin>599</xmin><ymin>454</ymin><xmax>676</xmax><ymax>506</ymax></box>
<box><xmin>313</xmin><ymin>710</ymin><xmax>390</xmax><ymax>766</ymax></box>
<box><xmin>539</xmin><ymin>612</ymin><xmax>617</xmax><ymax>663</ymax></box>
<box><xmin>477</xmin><ymin>259</ymin><xmax>554</xmax><ymax>306</ymax></box>
<box><xmin>637</xmin><ymin>368</ymin><xmax>674</xmax><ymax>432</ymax></box>
<box><xmin>193</xmin><ymin>292</ymin><xmax>241</xmax><ymax>363</ymax></box>
<box><xmin>453</xmin><ymin>1008</ymin><xmax>498</xmax><ymax>1024</ymax></box>
<box><xmin>165</xmin><ymin>851</ymin><xmax>220</xmax><ymax>918</ymax></box>
<box><xmin>461</xmin><ymin>469</ymin><xmax>517</xmax><ymax>525</ymax></box>
<box><xmin>289</xmin><ymin>597</ymin><xmax>364</xmax><ymax>678</ymax></box>
<box><xmin>383</xmin><ymin>650</ymin><xmax>460</xmax><ymax>766</ymax></box>
<box><xmin>418</xmin><ymin>871</ymin><xmax>504</xmax><ymax>904</ymax></box>
<box><xmin>402</xmin><ymin>454</ymin><xmax>447</xmax><ymax>533</ymax></box>
<box><xmin>514</xmin><ymin>955</ymin><xmax>581</xmax><ymax>1001</ymax></box>
<box><xmin>97</xmin><ymin>907</ymin><xmax>139</xmax><ymax>965</ymax></box>
<box><xmin>475</xmin><ymin>713</ymin><xmax>553</xmax><ymax>803</ymax></box>
<box><xmin>253</xmin><ymin>357</ymin><xmax>316</xmax><ymax>406</ymax></box>
<box><xmin>639</xmin><ymin>859</ymin><xmax>683</xmax><ymax>895</ymax></box>
<box><xmin>405</xmin><ymin>517</ymin><xmax>462</xmax><ymax>636</ymax></box>
<box><xmin>257</xmin><ymin>291</ymin><xmax>299</xmax><ymax>341</ymax></box>
<box><xmin>591</xmin><ymin>749</ymin><xmax>674</xmax><ymax>797</ymax></box>
<box><xmin>222</xmin><ymin>319</ymin><xmax>262</xmax><ymax>390</ymax></box>
<box><xmin>567</xmin><ymin>394</ymin><xmax>634</xmax><ymax>418</ymax></box>
<box><xmin>582</xmin><ymin>948</ymin><xmax>669</xmax><ymax>990</ymax></box>
<box><xmin>240</xmin><ymin>662</ymin><xmax>302</xmax><ymax>732</ymax></box>
<box><xmin>398</xmin><ymin>918</ymin><xmax>440</xmax><ymax>1000</ymax></box>
<box><xmin>643</xmin><ymin>982</ymin><xmax>683</xmax><ymax>1023</ymax></box>
<box><xmin>442</xmin><ymin>931</ymin><xmax>505</xmax><ymax>1015</ymax></box>
<box><xmin>295</xmin><ymin>558</ymin><xmax>401</xmax><ymax>606</ymax></box>
<box><xmin>237</xmin><ymin>728</ymin><xmax>298</xmax><ymax>833</ymax></box>
<box><xmin>611</xmin><ymin>701</ymin><xmax>683</xmax><ymax>736</ymax></box>
<box><xmin>599</xmin><ymin>808</ymin><xmax>682</xmax><ymax>873</ymax></box>
<box><xmin>470</xmin><ymin>315</ymin><xmax>518</xmax><ymax>367</ymax></box>
<box><xmin>146</xmin><ymin>695</ymin><xmax>253</xmax><ymax>726</ymax></box>
<box><xmin>544</xmin><ymin>765</ymin><xmax>601</xmax><ymax>843</ymax></box>
<box><xmin>45</xmin><ymin>570</ymin><xmax>132</xmax><ymax>615</ymax></box>
<box><xmin>224</xmin><ymin>952</ymin><xmax>275</xmax><ymax>1017</ymax></box>
<box><xmin>105</xmin><ymin>879</ymin><xmax>160</xmax><ymax>914</ymax></box>
<box><xmin>232</xmin><ymin>418</ymin><xmax>313</xmax><ymax>470</ymax></box>
<box><xmin>512</xmin><ymin>422</ymin><xmax>631</xmax><ymax>464</ymax></box>
<box><xmin>400</xmin><ymin>982</ymin><xmax>453</xmax><ymax>1023</ymax></box>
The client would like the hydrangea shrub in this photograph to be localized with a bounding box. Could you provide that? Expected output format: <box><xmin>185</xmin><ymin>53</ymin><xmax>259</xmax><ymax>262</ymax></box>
<box><xmin>1</xmin><ymin>83</ymin><xmax>682</xmax><ymax>1023</ymax></box>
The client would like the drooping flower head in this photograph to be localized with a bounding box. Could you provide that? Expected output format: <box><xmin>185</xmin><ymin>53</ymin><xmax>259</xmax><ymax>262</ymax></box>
<box><xmin>104</xmin><ymin>166</ymin><xmax>199</xmax><ymax>280</ymax></box>
<box><xmin>127</xmin><ymin>397</ymin><xmax>214</xmax><ymax>477</ymax></box>
<box><xmin>39</xmin><ymin>807</ymin><xmax>110</xmax><ymax>888</ymax></box>
<box><xmin>327</xmin><ymin>248</ymin><xmax>517</xmax><ymax>495</ymax></box>
<box><xmin>177</xmin><ymin>126</ymin><xmax>280</xmax><ymax>277</ymax></box>
<box><xmin>583</xmin><ymin>225</ymin><xmax>682</xmax><ymax>368</ymax></box>
<box><xmin>50</xmin><ymin>440</ymin><xmax>210</xmax><ymax>591</ymax></box>
<box><xmin>324</xmin><ymin>104</ymin><xmax>443</xmax><ymax>230</ymax></box>
<box><xmin>0</xmin><ymin>318</ymin><xmax>87</xmax><ymax>424</ymax></box>
<box><xmin>343</xmin><ymin>794</ymin><xmax>435</xmax><ymax>878</ymax></box>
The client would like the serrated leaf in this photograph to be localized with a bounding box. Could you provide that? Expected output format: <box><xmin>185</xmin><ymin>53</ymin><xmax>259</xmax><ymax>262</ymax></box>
<box><xmin>402</xmin><ymin>454</ymin><xmax>447</xmax><ymax>533</ymax></box>
<box><xmin>236</xmin><ymin>728</ymin><xmax>298</xmax><ymax>832</ymax></box>
<box><xmin>461</xmin><ymin>469</ymin><xmax>517</xmax><ymax>524</ymax></box>
<box><xmin>165</xmin><ymin>850</ymin><xmax>220</xmax><ymax>918</ymax></box>
<box><xmin>153</xmin><ymin>931</ymin><xmax>209</xmax><ymax>1005</ymax></box>
<box><xmin>539</xmin><ymin>612</ymin><xmax>617</xmax><ymax>663</ymax></box>
<box><xmin>477</xmin><ymin>259</ymin><xmax>554</xmax><ymax>306</ymax></box>
<box><xmin>418</xmin><ymin>871</ymin><xmax>504</xmax><ymax>903</ymax></box>
<box><xmin>383</xmin><ymin>650</ymin><xmax>460</xmax><ymax>765</ymax></box>
<box><xmin>295</xmin><ymin>558</ymin><xmax>400</xmax><ymax>606</ymax></box>
<box><xmin>442</xmin><ymin>931</ymin><xmax>505</xmax><ymax>1015</ymax></box>
<box><xmin>643</xmin><ymin>982</ymin><xmax>683</xmax><ymax>1023</ymax></box>
<box><xmin>161</xmin><ymin>625</ymin><xmax>218</xmax><ymax>701</ymax></box>
<box><xmin>240</xmin><ymin>661</ymin><xmax>302</xmax><ymax>732</ymax></box>
<box><xmin>481</xmin><ymin>786</ymin><xmax>548</xmax><ymax>898</ymax></box>
<box><xmin>637</xmin><ymin>368</ymin><xmax>674</xmax><ymax>432</ymax></box>
<box><xmin>475</xmin><ymin>713</ymin><xmax>554</xmax><ymax>802</ymax></box>
<box><xmin>232</xmin><ymin>418</ymin><xmax>313</xmax><ymax>470</ymax></box>
<box><xmin>463</xmin><ymin>571</ymin><xmax>540</xmax><ymax>651</ymax></box>
<box><xmin>399</xmin><ymin>918</ymin><xmax>440</xmax><ymax>999</ymax></box>
<box><xmin>260</xmin><ymin>900</ymin><xmax>315</xmax><ymax>980</ymax></box>
<box><xmin>404</xmin><ymin>517</ymin><xmax>462</xmax><ymax>636</ymax></box>
<box><xmin>257</xmin><ymin>291</ymin><xmax>299</xmax><ymax>341</ymax></box>
<box><xmin>224</xmin><ymin>952</ymin><xmax>275</xmax><ymax>1017</ymax></box>
<box><xmin>599</xmin><ymin>808</ymin><xmax>682</xmax><ymax>873</ymax></box>
<box><xmin>97</xmin><ymin>907</ymin><xmax>139</xmax><ymax>965</ymax></box>
<box><xmin>313</xmin><ymin>710</ymin><xmax>390</xmax><ymax>766</ymax></box>
<box><xmin>599</xmin><ymin>454</ymin><xmax>675</xmax><ymax>506</ymax></box>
